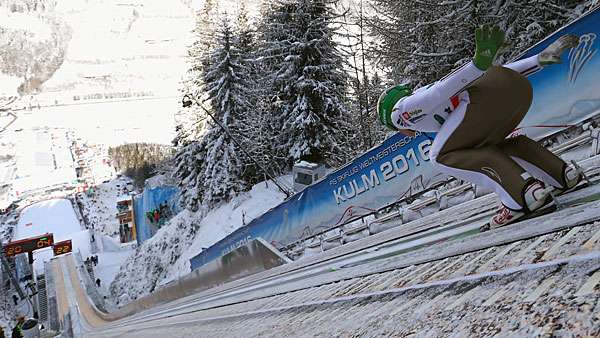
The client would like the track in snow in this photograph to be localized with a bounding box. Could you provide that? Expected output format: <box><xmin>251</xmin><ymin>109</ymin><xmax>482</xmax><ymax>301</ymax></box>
<box><xmin>87</xmin><ymin>197</ymin><xmax>600</xmax><ymax>338</ymax></box>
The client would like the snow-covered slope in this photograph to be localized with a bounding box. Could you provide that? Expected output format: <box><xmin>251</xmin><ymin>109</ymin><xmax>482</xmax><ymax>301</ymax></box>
<box><xmin>109</xmin><ymin>176</ymin><xmax>290</xmax><ymax>303</ymax></box>
<box><xmin>42</xmin><ymin>0</ymin><xmax>194</xmax><ymax>96</ymax></box>
<box><xmin>15</xmin><ymin>198</ymin><xmax>91</xmax><ymax>273</ymax></box>
<box><xmin>165</xmin><ymin>176</ymin><xmax>292</xmax><ymax>282</ymax></box>
<box><xmin>76</xmin><ymin>176</ymin><xmax>134</xmax><ymax>238</ymax></box>
<box><xmin>16</xmin><ymin>199</ymin><xmax>81</xmax><ymax>240</ymax></box>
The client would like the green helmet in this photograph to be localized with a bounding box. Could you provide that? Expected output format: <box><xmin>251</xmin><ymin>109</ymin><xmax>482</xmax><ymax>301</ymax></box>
<box><xmin>377</xmin><ymin>85</ymin><xmax>412</xmax><ymax>130</ymax></box>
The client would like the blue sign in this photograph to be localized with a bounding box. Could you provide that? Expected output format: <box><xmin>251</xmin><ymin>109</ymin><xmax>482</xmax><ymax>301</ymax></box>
<box><xmin>134</xmin><ymin>186</ymin><xmax>181</xmax><ymax>244</ymax></box>
<box><xmin>517</xmin><ymin>8</ymin><xmax>600</xmax><ymax>139</ymax></box>
<box><xmin>190</xmin><ymin>132</ymin><xmax>445</xmax><ymax>269</ymax></box>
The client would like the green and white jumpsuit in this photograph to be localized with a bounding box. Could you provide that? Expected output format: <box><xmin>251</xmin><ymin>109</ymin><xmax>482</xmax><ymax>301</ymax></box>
<box><xmin>390</xmin><ymin>56</ymin><xmax>570</xmax><ymax>211</ymax></box>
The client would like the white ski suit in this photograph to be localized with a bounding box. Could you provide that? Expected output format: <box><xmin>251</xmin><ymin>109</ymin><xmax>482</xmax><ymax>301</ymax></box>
<box><xmin>390</xmin><ymin>55</ymin><xmax>569</xmax><ymax>210</ymax></box>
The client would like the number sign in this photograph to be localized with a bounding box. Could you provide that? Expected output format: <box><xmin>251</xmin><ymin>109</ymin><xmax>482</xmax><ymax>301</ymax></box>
<box><xmin>52</xmin><ymin>240</ymin><xmax>73</xmax><ymax>256</ymax></box>
<box><xmin>3</xmin><ymin>233</ymin><xmax>54</xmax><ymax>257</ymax></box>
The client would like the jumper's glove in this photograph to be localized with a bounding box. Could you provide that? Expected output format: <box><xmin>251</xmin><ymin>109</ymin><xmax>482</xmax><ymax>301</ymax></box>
<box><xmin>538</xmin><ymin>34</ymin><xmax>579</xmax><ymax>65</ymax></box>
<box><xmin>473</xmin><ymin>25</ymin><xmax>505</xmax><ymax>71</ymax></box>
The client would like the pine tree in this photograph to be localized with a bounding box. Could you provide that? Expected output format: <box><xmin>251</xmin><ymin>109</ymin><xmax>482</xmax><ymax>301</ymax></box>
<box><xmin>172</xmin><ymin>0</ymin><xmax>220</xmax><ymax>211</ymax></box>
<box><xmin>251</xmin><ymin>0</ymin><xmax>299</xmax><ymax>173</ymax></box>
<box><xmin>235</xmin><ymin>1</ymin><xmax>254</xmax><ymax>57</ymax></box>
<box><xmin>173</xmin><ymin>0</ymin><xmax>218</xmax><ymax>148</ymax></box>
<box><xmin>198</xmin><ymin>14</ymin><xmax>251</xmax><ymax>208</ymax></box>
<box><xmin>272</xmin><ymin>0</ymin><xmax>352</xmax><ymax>166</ymax></box>
<box><xmin>189</xmin><ymin>0</ymin><xmax>217</xmax><ymax>75</ymax></box>
<box><xmin>232</xmin><ymin>2</ymin><xmax>270</xmax><ymax>184</ymax></box>
<box><xmin>367</xmin><ymin>0</ymin><xmax>599</xmax><ymax>87</ymax></box>
<box><xmin>173</xmin><ymin>140</ymin><xmax>206</xmax><ymax>211</ymax></box>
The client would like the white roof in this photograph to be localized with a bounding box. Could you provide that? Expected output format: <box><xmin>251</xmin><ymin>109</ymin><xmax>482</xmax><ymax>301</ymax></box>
<box><xmin>0</xmin><ymin>199</ymin><xmax>12</xmax><ymax>210</ymax></box>
<box><xmin>117</xmin><ymin>195</ymin><xmax>132</xmax><ymax>203</ymax></box>
<box><xmin>294</xmin><ymin>161</ymin><xmax>320</xmax><ymax>169</ymax></box>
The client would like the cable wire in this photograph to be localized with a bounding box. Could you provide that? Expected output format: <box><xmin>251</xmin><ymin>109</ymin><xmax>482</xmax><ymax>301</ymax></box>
<box><xmin>192</xmin><ymin>98</ymin><xmax>293</xmax><ymax>198</ymax></box>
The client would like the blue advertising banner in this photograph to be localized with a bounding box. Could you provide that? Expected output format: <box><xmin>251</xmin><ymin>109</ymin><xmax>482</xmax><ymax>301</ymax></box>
<box><xmin>190</xmin><ymin>7</ymin><xmax>600</xmax><ymax>271</ymax></box>
<box><xmin>517</xmin><ymin>9</ymin><xmax>600</xmax><ymax>139</ymax></box>
<box><xmin>134</xmin><ymin>186</ymin><xmax>181</xmax><ymax>244</ymax></box>
<box><xmin>190</xmin><ymin>132</ymin><xmax>446</xmax><ymax>270</ymax></box>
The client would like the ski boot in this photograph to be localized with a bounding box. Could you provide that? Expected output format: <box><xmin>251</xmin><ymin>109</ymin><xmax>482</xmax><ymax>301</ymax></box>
<box><xmin>482</xmin><ymin>180</ymin><xmax>555</xmax><ymax>231</ymax></box>
<box><xmin>554</xmin><ymin>162</ymin><xmax>585</xmax><ymax>195</ymax></box>
<box><xmin>538</xmin><ymin>34</ymin><xmax>579</xmax><ymax>65</ymax></box>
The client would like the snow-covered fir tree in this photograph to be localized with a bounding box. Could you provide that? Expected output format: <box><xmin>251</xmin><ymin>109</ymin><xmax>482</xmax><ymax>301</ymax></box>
<box><xmin>172</xmin><ymin>1</ymin><xmax>217</xmax><ymax>211</ymax></box>
<box><xmin>235</xmin><ymin>1</ymin><xmax>254</xmax><ymax>57</ymax></box>
<box><xmin>268</xmin><ymin>0</ymin><xmax>353</xmax><ymax>166</ymax></box>
<box><xmin>367</xmin><ymin>0</ymin><xmax>598</xmax><ymax>87</ymax></box>
<box><xmin>173</xmin><ymin>140</ymin><xmax>206</xmax><ymax>211</ymax></box>
<box><xmin>198</xmin><ymin>14</ymin><xmax>252</xmax><ymax>209</ymax></box>
<box><xmin>232</xmin><ymin>2</ymin><xmax>269</xmax><ymax>185</ymax></box>
<box><xmin>190</xmin><ymin>0</ymin><xmax>217</xmax><ymax>74</ymax></box>
<box><xmin>172</xmin><ymin>0</ymin><xmax>218</xmax><ymax>148</ymax></box>
<box><xmin>246</xmin><ymin>0</ymin><xmax>299</xmax><ymax>176</ymax></box>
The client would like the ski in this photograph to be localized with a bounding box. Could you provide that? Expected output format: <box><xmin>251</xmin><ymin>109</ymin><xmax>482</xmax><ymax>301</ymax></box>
<box><xmin>478</xmin><ymin>180</ymin><xmax>600</xmax><ymax>232</ymax></box>
<box><xmin>479</xmin><ymin>203</ymin><xmax>557</xmax><ymax>232</ymax></box>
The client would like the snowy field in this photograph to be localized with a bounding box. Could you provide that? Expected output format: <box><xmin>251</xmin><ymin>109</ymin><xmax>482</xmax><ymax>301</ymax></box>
<box><xmin>10</xmin><ymin>98</ymin><xmax>177</xmax><ymax>146</ymax></box>
<box><xmin>15</xmin><ymin>198</ymin><xmax>90</xmax><ymax>273</ymax></box>
<box><xmin>11</xmin><ymin>129</ymin><xmax>76</xmax><ymax>195</ymax></box>
<box><xmin>42</xmin><ymin>0</ymin><xmax>194</xmax><ymax>96</ymax></box>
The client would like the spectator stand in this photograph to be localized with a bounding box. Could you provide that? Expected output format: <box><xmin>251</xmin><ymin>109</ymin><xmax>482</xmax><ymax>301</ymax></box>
<box><xmin>132</xmin><ymin>186</ymin><xmax>180</xmax><ymax>245</ymax></box>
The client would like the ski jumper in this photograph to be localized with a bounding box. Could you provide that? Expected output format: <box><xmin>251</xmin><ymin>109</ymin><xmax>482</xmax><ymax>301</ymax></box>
<box><xmin>390</xmin><ymin>56</ymin><xmax>569</xmax><ymax>210</ymax></box>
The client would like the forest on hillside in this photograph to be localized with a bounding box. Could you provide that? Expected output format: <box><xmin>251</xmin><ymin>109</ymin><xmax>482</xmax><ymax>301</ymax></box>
<box><xmin>0</xmin><ymin>0</ymin><xmax>71</xmax><ymax>94</ymax></box>
<box><xmin>109</xmin><ymin>143</ymin><xmax>175</xmax><ymax>188</ymax></box>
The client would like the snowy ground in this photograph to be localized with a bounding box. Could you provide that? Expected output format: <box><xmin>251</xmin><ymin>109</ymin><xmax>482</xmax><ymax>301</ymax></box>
<box><xmin>71</xmin><ymin>138</ymin><xmax>115</xmax><ymax>186</ymax></box>
<box><xmin>9</xmin><ymin>99</ymin><xmax>178</xmax><ymax>146</ymax></box>
<box><xmin>76</xmin><ymin>176</ymin><xmax>134</xmax><ymax>238</ymax></box>
<box><xmin>0</xmin><ymin>125</ymin><xmax>78</xmax><ymax>235</ymax></box>
<box><xmin>15</xmin><ymin>198</ymin><xmax>90</xmax><ymax>274</ymax></box>
<box><xmin>109</xmin><ymin>176</ymin><xmax>291</xmax><ymax>302</ymax></box>
<box><xmin>11</xmin><ymin>129</ymin><xmax>77</xmax><ymax>196</ymax></box>
<box><xmin>93</xmin><ymin>249</ymin><xmax>134</xmax><ymax>299</ymax></box>
<box><xmin>42</xmin><ymin>0</ymin><xmax>194</xmax><ymax>97</ymax></box>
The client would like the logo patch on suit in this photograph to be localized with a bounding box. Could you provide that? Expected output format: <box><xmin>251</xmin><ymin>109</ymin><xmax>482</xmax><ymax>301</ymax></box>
<box><xmin>396</xmin><ymin>117</ymin><xmax>409</xmax><ymax>128</ymax></box>
<box><xmin>434</xmin><ymin>114</ymin><xmax>446</xmax><ymax>125</ymax></box>
<box><xmin>402</xmin><ymin>109</ymin><xmax>425</xmax><ymax>124</ymax></box>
